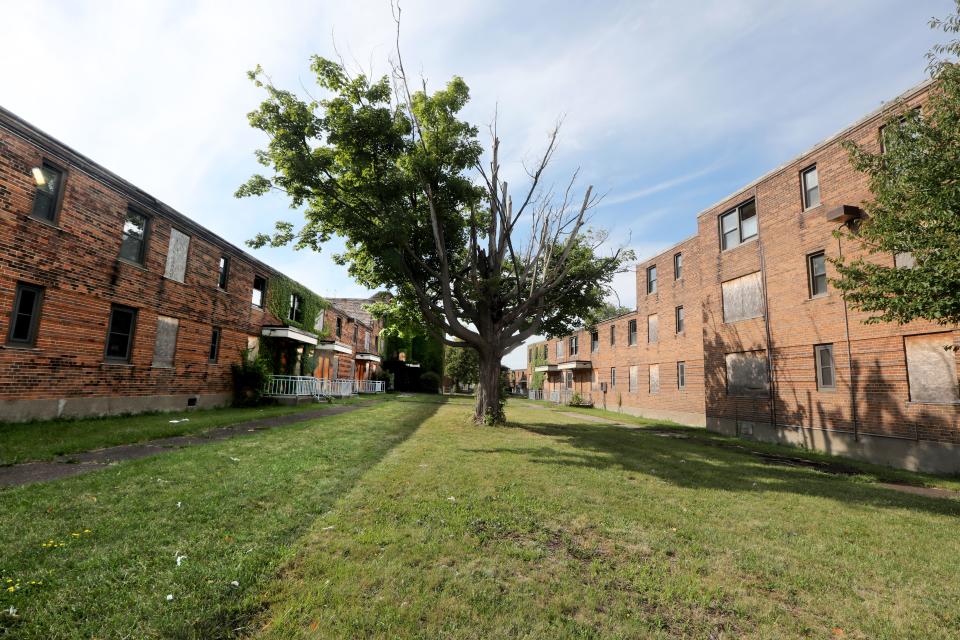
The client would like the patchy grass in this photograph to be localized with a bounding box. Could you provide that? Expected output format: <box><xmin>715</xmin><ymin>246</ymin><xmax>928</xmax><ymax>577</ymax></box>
<box><xmin>547</xmin><ymin>401</ymin><xmax>960</xmax><ymax>492</ymax></box>
<box><xmin>0</xmin><ymin>400</ymin><xmax>365</xmax><ymax>466</ymax></box>
<box><xmin>250</xmin><ymin>399</ymin><xmax>960</xmax><ymax>639</ymax></box>
<box><xmin>0</xmin><ymin>396</ymin><xmax>438</xmax><ymax>639</ymax></box>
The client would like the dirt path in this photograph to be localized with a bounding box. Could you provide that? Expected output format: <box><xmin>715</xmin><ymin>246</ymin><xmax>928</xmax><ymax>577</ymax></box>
<box><xmin>0</xmin><ymin>401</ymin><xmax>379</xmax><ymax>489</ymax></box>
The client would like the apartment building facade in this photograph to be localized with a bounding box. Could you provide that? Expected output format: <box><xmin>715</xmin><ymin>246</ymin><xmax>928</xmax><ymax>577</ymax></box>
<box><xmin>528</xmin><ymin>79</ymin><xmax>959</xmax><ymax>473</ymax></box>
<box><xmin>0</xmin><ymin>107</ymin><xmax>324</xmax><ymax>421</ymax></box>
<box><xmin>313</xmin><ymin>297</ymin><xmax>384</xmax><ymax>382</ymax></box>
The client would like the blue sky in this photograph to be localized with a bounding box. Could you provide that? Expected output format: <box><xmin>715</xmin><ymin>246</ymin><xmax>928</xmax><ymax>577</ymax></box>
<box><xmin>0</xmin><ymin>0</ymin><xmax>950</xmax><ymax>369</ymax></box>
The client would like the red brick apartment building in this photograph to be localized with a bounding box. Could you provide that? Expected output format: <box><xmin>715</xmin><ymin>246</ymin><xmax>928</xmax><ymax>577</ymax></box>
<box><xmin>313</xmin><ymin>297</ymin><xmax>384</xmax><ymax>381</ymax></box>
<box><xmin>529</xmin><ymin>79</ymin><xmax>960</xmax><ymax>473</ymax></box>
<box><xmin>0</xmin><ymin>106</ymin><xmax>378</xmax><ymax>421</ymax></box>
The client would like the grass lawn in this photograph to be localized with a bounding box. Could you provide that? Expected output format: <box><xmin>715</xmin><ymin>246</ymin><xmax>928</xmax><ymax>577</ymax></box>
<box><xmin>251</xmin><ymin>398</ymin><xmax>960</xmax><ymax>639</ymax></box>
<box><xmin>0</xmin><ymin>395</ymin><xmax>439</xmax><ymax>639</ymax></box>
<box><xmin>0</xmin><ymin>401</ymin><xmax>362</xmax><ymax>466</ymax></box>
<box><xmin>2</xmin><ymin>396</ymin><xmax>958</xmax><ymax>638</ymax></box>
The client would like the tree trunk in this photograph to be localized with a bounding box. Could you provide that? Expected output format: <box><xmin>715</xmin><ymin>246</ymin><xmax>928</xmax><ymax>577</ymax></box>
<box><xmin>475</xmin><ymin>351</ymin><xmax>504</xmax><ymax>425</ymax></box>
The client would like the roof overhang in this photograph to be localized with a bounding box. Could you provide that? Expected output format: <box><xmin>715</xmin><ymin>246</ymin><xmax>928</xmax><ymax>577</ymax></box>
<box><xmin>355</xmin><ymin>352</ymin><xmax>381</xmax><ymax>363</ymax></box>
<box><xmin>316</xmin><ymin>340</ymin><xmax>354</xmax><ymax>354</ymax></box>
<box><xmin>534</xmin><ymin>364</ymin><xmax>558</xmax><ymax>372</ymax></box>
<box><xmin>260</xmin><ymin>326</ymin><xmax>318</xmax><ymax>345</ymax></box>
<box><xmin>558</xmin><ymin>360</ymin><xmax>592</xmax><ymax>370</ymax></box>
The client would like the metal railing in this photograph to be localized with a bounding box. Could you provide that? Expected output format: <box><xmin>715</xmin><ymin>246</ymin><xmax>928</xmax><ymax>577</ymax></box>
<box><xmin>548</xmin><ymin>389</ymin><xmax>593</xmax><ymax>406</ymax></box>
<box><xmin>528</xmin><ymin>389</ymin><xmax>544</xmax><ymax>401</ymax></box>
<box><xmin>263</xmin><ymin>375</ymin><xmax>328</xmax><ymax>400</ymax></box>
<box><xmin>263</xmin><ymin>376</ymin><xmax>386</xmax><ymax>399</ymax></box>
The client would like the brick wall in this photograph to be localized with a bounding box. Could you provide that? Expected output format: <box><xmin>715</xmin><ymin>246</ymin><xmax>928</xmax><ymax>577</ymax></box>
<box><xmin>526</xmin><ymin>79</ymin><xmax>960</xmax><ymax>469</ymax></box>
<box><xmin>0</xmin><ymin>109</ymin><xmax>291</xmax><ymax>419</ymax></box>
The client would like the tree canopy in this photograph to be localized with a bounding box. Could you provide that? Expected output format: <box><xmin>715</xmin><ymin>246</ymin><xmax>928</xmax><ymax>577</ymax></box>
<box><xmin>238</xmin><ymin>28</ymin><xmax>631</xmax><ymax>423</ymax></box>
<box><xmin>834</xmin><ymin>3</ymin><xmax>960</xmax><ymax>326</ymax></box>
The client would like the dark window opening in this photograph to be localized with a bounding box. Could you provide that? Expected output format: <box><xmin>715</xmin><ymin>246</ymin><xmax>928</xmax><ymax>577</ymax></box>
<box><xmin>646</xmin><ymin>265</ymin><xmax>657</xmax><ymax>294</ymax></box>
<box><xmin>105</xmin><ymin>305</ymin><xmax>137</xmax><ymax>362</ymax></box>
<box><xmin>815</xmin><ymin>344</ymin><xmax>836</xmax><ymax>390</ymax></box>
<box><xmin>252</xmin><ymin>275</ymin><xmax>266</xmax><ymax>307</ymax></box>
<box><xmin>30</xmin><ymin>162</ymin><xmax>65</xmax><ymax>223</ymax></box>
<box><xmin>719</xmin><ymin>200</ymin><xmax>757</xmax><ymax>250</ymax></box>
<box><xmin>627</xmin><ymin>319</ymin><xmax>637</xmax><ymax>346</ymax></box>
<box><xmin>218</xmin><ymin>256</ymin><xmax>230</xmax><ymax>289</ymax></box>
<box><xmin>209</xmin><ymin>328</ymin><xmax>221</xmax><ymax>363</ymax></box>
<box><xmin>673</xmin><ymin>252</ymin><xmax>683</xmax><ymax>280</ymax></box>
<box><xmin>289</xmin><ymin>293</ymin><xmax>304</xmax><ymax>323</ymax></box>
<box><xmin>7</xmin><ymin>283</ymin><xmax>44</xmax><ymax>346</ymax></box>
<box><xmin>119</xmin><ymin>208</ymin><xmax>149</xmax><ymax>265</ymax></box>
<box><xmin>675</xmin><ymin>305</ymin><xmax>684</xmax><ymax>334</ymax></box>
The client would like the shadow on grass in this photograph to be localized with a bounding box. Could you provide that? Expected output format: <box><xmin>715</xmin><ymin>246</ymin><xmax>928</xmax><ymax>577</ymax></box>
<box><xmin>469</xmin><ymin>420</ymin><xmax>960</xmax><ymax>517</ymax></box>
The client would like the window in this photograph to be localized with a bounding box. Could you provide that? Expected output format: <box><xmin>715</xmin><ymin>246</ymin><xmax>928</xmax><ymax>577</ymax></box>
<box><xmin>677</xmin><ymin>361</ymin><xmax>686</xmax><ymax>390</ymax></box>
<box><xmin>610</xmin><ymin>324</ymin><xmax>616</xmax><ymax>346</ymax></box>
<box><xmin>627</xmin><ymin>319</ymin><xmax>637</xmax><ymax>346</ymax></box>
<box><xmin>629</xmin><ymin>365</ymin><xmax>638</xmax><ymax>393</ymax></box>
<box><xmin>152</xmin><ymin>316</ymin><xmax>179</xmax><ymax>368</ymax></box>
<box><xmin>164</xmin><ymin>228</ymin><xmax>190</xmax><ymax>282</ymax></box>
<box><xmin>30</xmin><ymin>162</ymin><xmax>64</xmax><ymax>223</ymax></box>
<box><xmin>649</xmin><ymin>364</ymin><xmax>660</xmax><ymax>394</ymax></box>
<box><xmin>904</xmin><ymin>333</ymin><xmax>960</xmax><ymax>403</ymax></box>
<box><xmin>722</xmin><ymin>271</ymin><xmax>764</xmax><ymax>323</ymax></box>
<box><xmin>814</xmin><ymin>344</ymin><xmax>835</xmax><ymax>390</ymax></box>
<box><xmin>564</xmin><ymin>371</ymin><xmax>573</xmax><ymax>390</ymax></box>
<box><xmin>556</xmin><ymin>340</ymin><xmax>563</xmax><ymax>359</ymax></box>
<box><xmin>647</xmin><ymin>314</ymin><xmax>658</xmax><ymax>343</ymax></box>
<box><xmin>252</xmin><ymin>275</ymin><xmax>266</xmax><ymax>307</ymax></box>
<box><xmin>7</xmin><ymin>283</ymin><xmax>44</xmax><ymax>346</ymax></box>
<box><xmin>808</xmin><ymin>251</ymin><xmax>828</xmax><ymax>298</ymax></box>
<box><xmin>209</xmin><ymin>328</ymin><xmax>221</xmax><ymax>363</ymax></box>
<box><xmin>719</xmin><ymin>200</ymin><xmax>757</xmax><ymax>250</ymax></box>
<box><xmin>610</xmin><ymin>367</ymin><xmax>616</xmax><ymax>388</ymax></box>
<box><xmin>801</xmin><ymin>165</ymin><xmax>820</xmax><ymax>210</ymax></box>
<box><xmin>675</xmin><ymin>306</ymin><xmax>684</xmax><ymax>334</ymax></box>
<box><xmin>591</xmin><ymin>331</ymin><xmax>599</xmax><ymax>353</ymax></box>
<box><xmin>105</xmin><ymin>305</ymin><xmax>137</xmax><ymax>362</ymax></box>
<box><xmin>353</xmin><ymin>324</ymin><xmax>359</xmax><ymax>341</ymax></box>
<box><xmin>673</xmin><ymin>252</ymin><xmax>683</xmax><ymax>280</ymax></box>
<box><xmin>289</xmin><ymin>293</ymin><xmax>304</xmax><ymax>323</ymax></box>
<box><xmin>119</xmin><ymin>208</ymin><xmax>149</xmax><ymax>265</ymax></box>
<box><xmin>336</xmin><ymin>317</ymin><xmax>343</xmax><ymax>338</ymax></box>
<box><xmin>569</xmin><ymin>335</ymin><xmax>578</xmax><ymax>356</ymax></box>
<box><xmin>218</xmin><ymin>256</ymin><xmax>230</xmax><ymax>289</ymax></box>
<box><xmin>646</xmin><ymin>265</ymin><xmax>657</xmax><ymax>294</ymax></box>
<box><xmin>725</xmin><ymin>351</ymin><xmax>770</xmax><ymax>397</ymax></box>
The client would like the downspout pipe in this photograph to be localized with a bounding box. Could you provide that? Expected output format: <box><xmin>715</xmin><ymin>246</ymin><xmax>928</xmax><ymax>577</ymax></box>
<box><xmin>836</xmin><ymin>227</ymin><xmax>860</xmax><ymax>442</ymax></box>
<box><xmin>758</xmin><ymin>238</ymin><xmax>778</xmax><ymax>430</ymax></box>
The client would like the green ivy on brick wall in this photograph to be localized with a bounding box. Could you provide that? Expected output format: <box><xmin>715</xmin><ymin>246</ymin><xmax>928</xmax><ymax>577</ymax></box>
<box><xmin>530</xmin><ymin>346</ymin><xmax>547</xmax><ymax>390</ymax></box>
<box><xmin>265</xmin><ymin>274</ymin><xmax>329</xmax><ymax>333</ymax></box>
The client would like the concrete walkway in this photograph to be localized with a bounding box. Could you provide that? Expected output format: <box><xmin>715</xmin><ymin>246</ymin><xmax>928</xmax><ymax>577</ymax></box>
<box><xmin>0</xmin><ymin>401</ymin><xmax>378</xmax><ymax>489</ymax></box>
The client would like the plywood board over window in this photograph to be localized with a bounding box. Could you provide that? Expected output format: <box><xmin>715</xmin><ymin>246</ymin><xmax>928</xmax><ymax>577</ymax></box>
<box><xmin>722</xmin><ymin>271</ymin><xmax>764</xmax><ymax>323</ymax></box>
<box><xmin>905</xmin><ymin>333</ymin><xmax>959</xmax><ymax>403</ymax></box>
<box><xmin>649</xmin><ymin>364</ymin><xmax>660</xmax><ymax>394</ymax></box>
<box><xmin>164</xmin><ymin>229</ymin><xmax>190</xmax><ymax>282</ymax></box>
<box><xmin>153</xmin><ymin>316</ymin><xmax>179</xmax><ymax>368</ymax></box>
<box><xmin>726</xmin><ymin>351</ymin><xmax>769</xmax><ymax>396</ymax></box>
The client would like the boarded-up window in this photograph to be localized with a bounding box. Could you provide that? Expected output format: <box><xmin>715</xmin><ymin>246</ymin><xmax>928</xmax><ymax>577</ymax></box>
<box><xmin>649</xmin><ymin>364</ymin><xmax>660</xmax><ymax>394</ymax></box>
<box><xmin>629</xmin><ymin>365</ymin><xmax>638</xmax><ymax>393</ymax></box>
<box><xmin>905</xmin><ymin>333</ymin><xmax>959</xmax><ymax>403</ymax></box>
<box><xmin>164</xmin><ymin>229</ymin><xmax>190</xmax><ymax>282</ymax></box>
<box><xmin>647</xmin><ymin>314</ymin><xmax>658</xmax><ymax>343</ymax></box>
<box><xmin>152</xmin><ymin>316</ymin><xmax>179</xmax><ymax>368</ymax></box>
<box><xmin>722</xmin><ymin>271</ymin><xmax>764</xmax><ymax>323</ymax></box>
<box><xmin>725</xmin><ymin>351</ymin><xmax>769</xmax><ymax>396</ymax></box>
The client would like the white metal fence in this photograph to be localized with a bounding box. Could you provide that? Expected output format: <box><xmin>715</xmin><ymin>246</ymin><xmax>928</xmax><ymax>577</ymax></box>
<box><xmin>263</xmin><ymin>376</ymin><xmax>385</xmax><ymax>400</ymax></box>
<box><xmin>528</xmin><ymin>389</ymin><xmax>544</xmax><ymax>401</ymax></box>
<box><xmin>547</xmin><ymin>389</ymin><xmax>593</xmax><ymax>406</ymax></box>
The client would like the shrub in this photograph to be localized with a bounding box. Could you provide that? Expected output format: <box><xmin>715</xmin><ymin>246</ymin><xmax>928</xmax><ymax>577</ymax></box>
<box><xmin>418</xmin><ymin>371</ymin><xmax>441</xmax><ymax>394</ymax></box>
<box><xmin>231</xmin><ymin>353</ymin><xmax>272</xmax><ymax>407</ymax></box>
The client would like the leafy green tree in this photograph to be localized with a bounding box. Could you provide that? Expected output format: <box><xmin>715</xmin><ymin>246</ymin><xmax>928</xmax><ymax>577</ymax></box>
<box><xmin>583</xmin><ymin>302</ymin><xmax>632</xmax><ymax>328</ymax></box>
<box><xmin>237</xmin><ymin>42</ymin><xmax>630</xmax><ymax>424</ymax></box>
<box><xmin>834</xmin><ymin>3</ymin><xmax>960</xmax><ymax>326</ymax></box>
<box><xmin>444</xmin><ymin>341</ymin><xmax>479</xmax><ymax>392</ymax></box>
